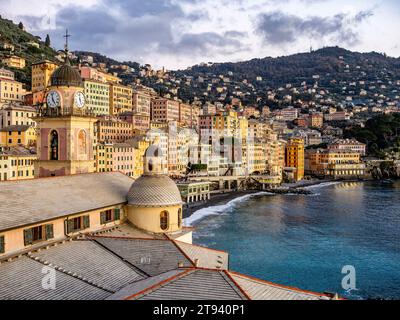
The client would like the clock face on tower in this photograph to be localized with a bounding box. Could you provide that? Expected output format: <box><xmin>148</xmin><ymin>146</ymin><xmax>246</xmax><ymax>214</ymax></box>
<box><xmin>46</xmin><ymin>91</ymin><xmax>60</xmax><ymax>108</ymax></box>
<box><xmin>74</xmin><ymin>92</ymin><xmax>86</xmax><ymax>109</ymax></box>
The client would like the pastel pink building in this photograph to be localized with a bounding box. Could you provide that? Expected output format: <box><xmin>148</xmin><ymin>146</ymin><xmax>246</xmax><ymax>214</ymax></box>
<box><xmin>151</xmin><ymin>98</ymin><xmax>180</xmax><ymax>123</ymax></box>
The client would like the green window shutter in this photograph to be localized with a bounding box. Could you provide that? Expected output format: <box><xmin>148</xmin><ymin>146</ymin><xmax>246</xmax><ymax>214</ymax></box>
<box><xmin>67</xmin><ymin>219</ymin><xmax>75</xmax><ymax>234</ymax></box>
<box><xmin>100</xmin><ymin>212</ymin><xmax>106</xmax><ymax>224</ymax></box>
<box><xmin>0</xmin><ymin>236</ymin><xmax>5</xmax><ymax>254</ymax></box>
<box><xmin>45</xmin><ymin>224</ymin><xmax>54</xmax><ymax>240</ymax></box>
<box><xmin>83</xmin><ymin>215</ymin><xmax>90</xmax><ymax>229</ymax></box>
<box><xmin>24</xmin><ymin>229</ymin><xmax>33</xmax><ymax>246</ymax></box>
<box><xmin>114</xmin><ymin>208</ymin><xmax>120</xmax><ymax>221</ymax></box>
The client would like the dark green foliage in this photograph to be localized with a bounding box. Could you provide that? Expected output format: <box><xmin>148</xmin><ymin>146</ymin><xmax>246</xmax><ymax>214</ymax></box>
<box><xmin>45</xmin><ymin>34</ymin><xmax>51</xmax><ymax>47</ymax></box>
<box><xmin>344</xmin><ymin>114</ymin><xmax>400</xmax><ymax>158</ymax></box>
<box><xmin>191</xmin><ymin>164</ymin><xmax>208</xmax><ymax>171</ymax></box>
<box><xmin>0</xmin><ymin>16</ymin><xmax>59</xmax><ymax>90</ymax></box>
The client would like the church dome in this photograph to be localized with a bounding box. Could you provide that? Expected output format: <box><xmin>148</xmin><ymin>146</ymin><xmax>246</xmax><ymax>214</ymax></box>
<box><xmin>127</xmin><ymin>143</ymin><xmax>182</xmax><ymax>207</ymax></box>
<box><xmin>127</xmin><ymin>175</ymin><xmax>183</xmax><ymax>207</ymax></box>
<box><xmin>50</xmin><ymin>59</ymin><xmax>83</xmax><ymax>87</ymax></box>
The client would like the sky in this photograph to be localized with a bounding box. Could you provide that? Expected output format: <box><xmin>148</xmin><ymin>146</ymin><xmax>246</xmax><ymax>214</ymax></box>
<box><xmin>1</xmin><ymin>0</ymin><xmax>399</xmax><ymax>70</ymax></box>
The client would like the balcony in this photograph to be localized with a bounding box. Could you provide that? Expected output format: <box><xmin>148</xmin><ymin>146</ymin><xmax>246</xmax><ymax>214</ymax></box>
<box><xmin>36</xmin><ymin>107</ymin><xmax>96</xmax><ymax>118</ymax></box>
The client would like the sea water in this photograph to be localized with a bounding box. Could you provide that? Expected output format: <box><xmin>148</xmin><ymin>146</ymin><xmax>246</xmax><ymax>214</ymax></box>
<box><xmin>184</xmin><ymin>181</ymin><xmax>400</xmax><ymax>300</ymax></box>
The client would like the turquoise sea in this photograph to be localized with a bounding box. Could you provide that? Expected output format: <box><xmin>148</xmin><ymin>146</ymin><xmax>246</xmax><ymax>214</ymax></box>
<box><xmin>185</xmin><ymin>181</ymin><xmax>400</xmax><ymax>300</ymax></box>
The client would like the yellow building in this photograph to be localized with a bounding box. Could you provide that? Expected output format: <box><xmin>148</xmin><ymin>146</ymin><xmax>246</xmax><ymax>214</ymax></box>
<box><xmin>0</xmin><ymin>146</ymin><xmax>36</xmax><ymax>181</ymax></box>
<box><xmin>0</xmin><ymin>77</ymin><xmax>26</xmax><ymax>104</ymax></box>
<box><xmin>2</xmin><ymin>55</ymin><xmax>26</xmax><ymax>69</ymax></box>
<box><xmin>0</xmin><ymin>104</ymin><xmax>36</xmax><ymax>129</ymax></box>
<box><xmin>84</xmin><ymin>79</ymin><xmax>110</xmax><ymax>116</ymax></box>
<box><xmin>214</xmin><ymin>110</ymin><xmax>240</xmax><ymax>137</ymax></box>
<box><xmin>94</xmin><ymin>142</ymin><xmax>113</xmax><ymax>173</ymax></box>
<box><xmin>0</xmin><ymin>68</ymin><xmax>14</xmax><ymax>80</ymax></box>
<box><xmin>305</xmin><ymin>149</ymin><xmax>366</xmax><ymax>178</ymax></box>
<box><xmin>129</xmin><ymin>136</ymin><xmax>150</xmax><ymax>178</ymax></box>
<box><xmin>31</xmin><ymin>60</ymin><xmax>59</xmax><ymax>93</ymax></box>
<box><xmin>109</xmin><ymin>83</ymin><xmax>133</xmax><ymax>115</ymax></box>
<box><xmin>177</xmin><ymin>181</ymin><xmax>211</xmax><ymax>203</ymax></box>
<box><xmin>0</xmin><ymin>125</ymin><xmax>36</xmax><ymax>147</ymax></box>
<box><xmin>285</xmin><ymin>138</ymin><xmax>305</xmax><ymax>181</ymax></box>
<box><xmin>266</xmin><ymin>139</ymin><xmax>285</xmax><ymax>179</ymax></box>
<box><xmin>31</xmin><ymin>60</ymin><xmax>59</xmax><ymax>106</ymax></box>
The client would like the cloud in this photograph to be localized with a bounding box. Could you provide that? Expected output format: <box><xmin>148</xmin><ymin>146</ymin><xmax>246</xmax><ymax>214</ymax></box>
<box><xmin>256</xmin><ymin>10</ymin><xmax>374</xmax><ymax>46</ymax></box>
<box><xmin>3</xmin><ymin>0</ymin><xmax>399</xmax><ymax>69</ymax></box>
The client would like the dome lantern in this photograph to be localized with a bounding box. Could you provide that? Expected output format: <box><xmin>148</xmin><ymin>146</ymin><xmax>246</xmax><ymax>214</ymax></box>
<box><xmin>143</xmin><ymin>144</ymin><xmax>166</xmax><ymax>176</ymax></box>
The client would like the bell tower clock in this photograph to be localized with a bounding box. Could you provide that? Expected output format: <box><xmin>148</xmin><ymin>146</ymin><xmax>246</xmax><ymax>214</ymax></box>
<box><xmin>34</xmin><ymin>30</ymin><xmax>96</xmax><ymax>178</ymax></box>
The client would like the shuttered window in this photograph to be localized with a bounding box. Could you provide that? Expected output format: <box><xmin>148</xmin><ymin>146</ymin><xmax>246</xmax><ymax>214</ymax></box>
<box><xmin>0</xmin><ymin>235</ymin><xmax>5</xmax><ymax>254</ymax></box>
<box><xmin>45</xmin><ymin>224</ymin><xmax>54</xmax><ymax>240</ymax></box>
<box><xmin>83</xmin><ymin>215</ymin><xmax>90</xmax><ymax>229</ymax></box>
<box><xmin>114</xmin><ymin>208</ymin><xmax>121</xmax><ymax>221</ymax></box>
<box><xmin>24</xmin><ymin>228</ymin><xmax>33</xmax><ymax>246</ymax></box>
<box><xmin>66</xmin><ymin>216</ymin><xmax>91</xmax><ymax>234</ymax></box>
<box><xmin>100</xmin><ymin>208</ymin><xmax>122</xmax><ymax>224</ymax></box>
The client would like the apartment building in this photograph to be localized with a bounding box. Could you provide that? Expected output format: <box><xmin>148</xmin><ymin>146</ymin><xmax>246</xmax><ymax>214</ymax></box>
<box><xmin>0</xmin><ymin>146</ymin><xmax>36</xmax><ymax>181</ymax></box>
<box><xmin>151</xmin><ymin>98</ymin><xmax>180</xmax><ymax>123</ymax></box>
<box><xmin>84</xmin><ymin>79</ymin><xmax>110</xmax><ymax>116</ymax></box>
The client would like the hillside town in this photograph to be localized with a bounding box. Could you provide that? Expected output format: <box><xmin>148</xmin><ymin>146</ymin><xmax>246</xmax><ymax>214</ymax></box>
<box><xmin>0</xmin><ymin>0</ymin><xmax>399</xmax><ymax>302</ymax></box>
<box><xmin>1</xmin><ymin>51</ymin><xmax>399</xmax><ymax>191</ymax></box>
<box><xmin>1</xmin><ymin>17</ymin><xmax>400</xmax><ymax>194</ymax></box>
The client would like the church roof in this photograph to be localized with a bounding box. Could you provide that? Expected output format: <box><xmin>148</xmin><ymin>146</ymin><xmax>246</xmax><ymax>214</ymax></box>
<box><xmin>127</xmin><ymin>175</ymin><xmax>183</xmax><ymax>207</ymax></box>
<box><xmin>50</xmin><ymin>59</ymin><xmax>83</xmax><ymax>88</ymax></box>
<box><xmin>0</xmin><ymin>172</ymin><xmax>133</xmax><ymax>232</ymax></box>
<box><xmin>0</xmin><ymin>227</ymin><xmax>334</xmax><ymax>300</ymax></box>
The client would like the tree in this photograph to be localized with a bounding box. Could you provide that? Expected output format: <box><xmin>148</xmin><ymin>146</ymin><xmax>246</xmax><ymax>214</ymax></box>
<box><xmin>18</xmin><ymin>22</ymin><xmax>24</xmax><ymax>30</ymax></box>
<box><xmin>45</xmin><ymin>34</ymin><xmax>51</xmax><ymax>47</ymax></box>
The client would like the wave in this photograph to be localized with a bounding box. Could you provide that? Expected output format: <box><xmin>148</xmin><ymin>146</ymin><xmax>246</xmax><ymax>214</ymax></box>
<box><xmin>183</xmin><ymin>192</ymin><xmax>273</xmax><ymax>227</ymax></box>
<box><xmin>303</xmin><ymin>181</ymin><xmax>342</xmax><ymax>190</ymax></box>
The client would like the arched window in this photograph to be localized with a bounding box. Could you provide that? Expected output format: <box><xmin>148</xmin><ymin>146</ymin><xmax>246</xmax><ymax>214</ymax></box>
<box><xmin>78</xmin><ymin>130</ymin><xmax>87</xmax><ymax>155</ymax></box>
<box><xmin>178</xmin><ymin>208</ymin><xmax>182</xmax><ymax>228</ymax></box>
<box><xmin>50</xmin><ymin>130</ymin><xmax>58</xmax><ymax>160</ymax></box>
<box><xmin>148</xmin><ymin>159</ymin><xmax>153</xmax><ymax>172</ymax></box>
<box><xmin>160</xmin><ymin>211</ymin><xmax>169</xmax><ymax>231</ymax></box>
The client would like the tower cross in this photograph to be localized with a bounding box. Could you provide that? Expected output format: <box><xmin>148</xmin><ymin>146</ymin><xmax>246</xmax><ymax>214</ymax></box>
<box><xmin>64</xmin><ymin>29</ymin><xmax>71</xmax><ymax>52</ymax></box>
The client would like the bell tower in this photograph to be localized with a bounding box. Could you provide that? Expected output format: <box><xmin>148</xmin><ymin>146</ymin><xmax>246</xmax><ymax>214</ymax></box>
<box><xmin>34</xmin><ymin>30</ymin><xmax>97</xmax><ymax>178</ymax></box>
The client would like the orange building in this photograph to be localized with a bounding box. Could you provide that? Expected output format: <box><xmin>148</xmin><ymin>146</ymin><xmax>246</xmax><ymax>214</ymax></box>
<box><xmin>285</xmin><ymin>138</ymin><xmax>305</xmax><ymax>181</ymax></box>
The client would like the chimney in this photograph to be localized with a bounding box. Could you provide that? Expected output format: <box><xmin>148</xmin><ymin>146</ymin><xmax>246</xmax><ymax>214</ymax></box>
<box><xmin>194</xmin><ymin>259</ymin><xmax>199</xmax><ymax>267</ymax></box>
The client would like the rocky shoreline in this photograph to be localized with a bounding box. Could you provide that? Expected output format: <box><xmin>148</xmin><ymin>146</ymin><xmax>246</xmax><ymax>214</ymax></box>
<box><xmin>183</xmin><ymin>179</ymin><xmax>345</xmax><ymax>218</ymax></box>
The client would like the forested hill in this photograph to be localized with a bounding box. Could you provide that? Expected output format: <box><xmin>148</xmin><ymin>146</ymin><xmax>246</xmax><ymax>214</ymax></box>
<box><xmin>178</xmin><ymin>47</ymin><xmax>400</xmax><ymax>87</ymax></box>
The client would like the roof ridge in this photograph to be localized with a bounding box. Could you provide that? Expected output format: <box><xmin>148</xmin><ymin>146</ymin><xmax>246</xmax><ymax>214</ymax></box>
<box><xmin>89</xmin><ymin>234</ymin><xmax>168</xmax><ymax>241</ymax></box>
<box><xmin>173</xmin><ymin>239</ymin><xmax>229</xmax><ymax>255</ymax></box>
<box><xmin>123</xmin><ymin>269</ymin><xmax>194</xmax><ymax>300</ymax></box>
<box><xmin>222</xmin><ymin>270</ymin><xmax>251</xmax><ymax>300</ymax></box>
<box><xmin>26</xmin><ymin>252</ymin><xmax>114</xmax><ymax>294</ymax></box>
<box><xmin>227</xmin><ymin>270</ymin><xmax>333</xmax><ymax>299</ymax></box>
<box><xmin>90</xmin><ymin>238</ymin><xmax>150</xmax><ymax>278</ymax></box>
<box><xmin>164</xmin><ymin>234</ymin><xmax>196</xmax><ymax>268</ymax></box>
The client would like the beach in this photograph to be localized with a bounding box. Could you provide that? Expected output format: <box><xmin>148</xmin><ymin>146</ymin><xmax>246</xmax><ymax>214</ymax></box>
<box><xmin>183</xmin><ymin>178</ymin><xmax>341</xmax><ymax>219</ymax></box>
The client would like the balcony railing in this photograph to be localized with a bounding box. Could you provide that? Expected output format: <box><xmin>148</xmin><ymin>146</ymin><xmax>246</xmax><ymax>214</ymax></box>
<box><xmin>36</xmin><ymin>106</ymin><xmax>96</xmax><ymax>118</ymax></box>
